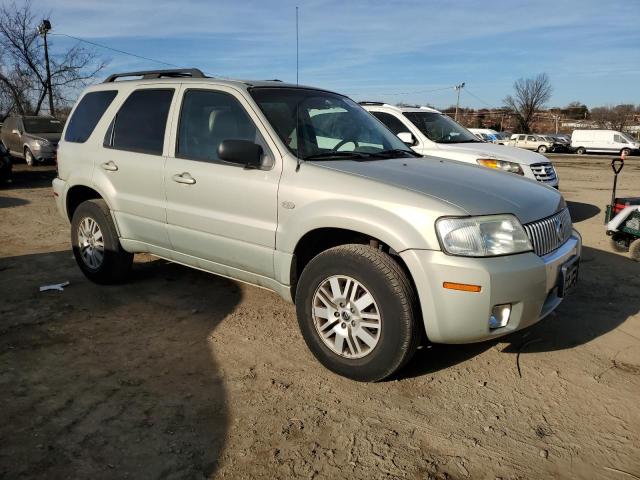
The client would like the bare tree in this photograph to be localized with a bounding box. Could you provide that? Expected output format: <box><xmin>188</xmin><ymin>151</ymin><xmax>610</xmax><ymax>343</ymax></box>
<box><xmin>0</xmin><ymin>0</ymin><xmax>107</xmax><ymax>117</ymax></box>
<box><xmin>590</xmin><ymin>104</ymin><xmax>636</xmax><ymax>131</ymax></box>
<box><xmin>503</xmin><ymin>73</ymin><xmax>552</xmax><ymax>133</ymax></box>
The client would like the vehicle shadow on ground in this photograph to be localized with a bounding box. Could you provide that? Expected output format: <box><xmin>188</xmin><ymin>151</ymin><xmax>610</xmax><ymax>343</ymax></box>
<box><xmin>567</xmin><ymin>201</ymin><xmax>601</xmax><ymax>223</ymax></box>
<box><xmin>399</xmin><ymin>246</ymin><xmax>639</xmax><ymax>379</ymax></box>
<box><xmin>0</xmin><ymin>251</ymin><xmax>239</xmax><ymax>479</ymax></box>
<box><xmin>0</xmin><ymin>196</ymin><xmax>29</xmax><ymax>208</ymax></box>
<box><xmin>2</xmin><ymin>164</ymin><xmax>57</xmax><ymax>190</ymax></box>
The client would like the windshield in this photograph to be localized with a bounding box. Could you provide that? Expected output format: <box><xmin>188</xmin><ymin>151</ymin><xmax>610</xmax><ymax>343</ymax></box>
<box><xmin>249</xmin><ymin>87</ymin><xmax>414</xmax><ymax>160</ymax></box>
<box><xmin>402</xmin><ymin>112</ymin><xmax>479</xmax><ymax>144</ymax></box>
<box><xmin>621</xmin><ymin>133</ymin><xmax>636</xmax><ymax>143</ymax></box>
<box><xmin>23</xmin><ymin>117</ymin><xmax>63</xmax><ymax>134</ymax></box>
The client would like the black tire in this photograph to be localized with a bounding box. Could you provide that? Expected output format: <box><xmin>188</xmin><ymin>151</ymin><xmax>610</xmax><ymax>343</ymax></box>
<box><xmin>71</xmin><ymin>199</ymin><xmax>133</xmax><ymax>284</ymax></box>
<box><xmin>621</xmin><ymin>148</ymin><xmax>631</xmax><ymax>157</ymax></box>
<box><xmin>576</xmin><ymin>147</ymin><xmax>586</xmax><ymax>155</ymax></box>
<box><xmin>537</xmin><ymin>145</ymin><xmax>548</xmax><ymax>153</ymax></box>
<box><xmin>295</xmin><ymin>244</ymin><xmax>419</xmax><ymax>382</ymax></box>
<box><xmin>609</xmin><ymin>235</ymin><xmax>629</xmax><ymax>253</ymax></box>
<box><xmin>24</xmin><ymin>147</ymin><xmax>35</xmax><ymax>166</ymax></box>
<box><xmin>629</xmin><ymin>240</ymin><xmax>640</xmax><ymax>262</ymax></box>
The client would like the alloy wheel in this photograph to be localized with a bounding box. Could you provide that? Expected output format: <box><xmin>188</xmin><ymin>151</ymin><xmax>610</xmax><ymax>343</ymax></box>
<box><xmin>77</xmin><ymin>217</ymin><xmax>105</xmax><ymax>269</ymax></box>
<box><xmin>312</xmin><ymin>275</ymin><xmax>381</xmax><ymax>359</ymax></box>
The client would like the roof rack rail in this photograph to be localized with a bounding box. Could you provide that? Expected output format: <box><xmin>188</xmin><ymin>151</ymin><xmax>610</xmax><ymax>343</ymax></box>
<box><xmin>103</xmin><ymin>68</ymin><xmax>207</xmax><ymax>83</ymax></box>
<box><xmin>358</xmin><ymin>101</ymin><xmax>385</xmax><ymax>105</ymax></box>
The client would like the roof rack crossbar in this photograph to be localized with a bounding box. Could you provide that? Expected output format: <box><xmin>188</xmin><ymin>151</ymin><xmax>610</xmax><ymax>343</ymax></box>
<box><xmin>358</xmin><ymin>101</ymin><xmax>385</xmax><ymax>105</ymax></box>
<box><xmin>104</xmin><ymin>68</ymin><xmax>207</xmax><ymax>83</ymax></box>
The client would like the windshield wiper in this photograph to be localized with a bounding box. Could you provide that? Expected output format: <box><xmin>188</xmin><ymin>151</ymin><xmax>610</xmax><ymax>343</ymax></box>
<box><xmin>371</xmin><ymin>148</ymin><xmax>421</xmax><ymax>158</ymax></box>
<box><xmin>303</xmin><ymin>151</ymin><xmax>372</xmax><ymax>161</ymax></box>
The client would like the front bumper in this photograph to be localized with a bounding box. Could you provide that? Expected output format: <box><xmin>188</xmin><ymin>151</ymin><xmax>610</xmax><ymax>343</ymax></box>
<box><xmin>31</xmin><ymin>144</ymin><xmax>58</xmax><ymax>161</ymax></box>
<box><xmin>401</xmin><ymin>231</ymin><xmax>582</xmax><ymax>344</ymax></box>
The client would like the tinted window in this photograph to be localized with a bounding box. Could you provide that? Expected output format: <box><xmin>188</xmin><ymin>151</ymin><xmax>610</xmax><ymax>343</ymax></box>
<box><xmin>109</xmin><ymin>89</ymin><xmax>174</xmax><ymax>155</ymax></box>
<box><xmin>527</xmin><ymin>136</ymin><xmax>536</xmax><ymax>141</ymax></box>
<box><xmin>372</xmin><ymin>112</ymin><xmax>410</xmax><ymax>135</ymax></box>
<box><xmin>403</xmin><ymin>112</ymin><xmax>479</xmax><ymax>144</ymax></box>
<box><xmin>518</xmin><ymin>135</ymin><xmax>525</xmax><ymax>140</ymax></box>
<box><xmin>177</xmin><ymin>90</ymin><xmax>262</xmax><ymax>163</ymax></box>
<box><xmin>23</xmin><ymin>117</ymin><xmax>63</xmax><ymax>134</ymax></box>
<box><xmin>65</xmin><ymin>91</ymin><xmax>117</xmax><ymax>143</ymax></box>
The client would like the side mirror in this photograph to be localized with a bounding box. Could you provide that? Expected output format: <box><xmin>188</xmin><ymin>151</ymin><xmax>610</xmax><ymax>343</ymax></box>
<box><xmin>218</xmin><ymin>139</ymin><xmax>264</xmax><ymax>169</ymax></box>
<box><xmin>12</xmin><ymin>129</ymin><xmax>20</xmax><ymax>135</ymax></box>
<box><xmin>397</xmin><ymin>132</ymin><xmax>414</xmax><ymax>146</ymax></box>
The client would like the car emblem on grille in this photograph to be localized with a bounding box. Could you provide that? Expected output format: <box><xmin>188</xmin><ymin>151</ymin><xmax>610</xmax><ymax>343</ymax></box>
<box><xmin>555</xmin><ymin>218</ymin><xmax>564</xmax><ymax>241</ymax></box>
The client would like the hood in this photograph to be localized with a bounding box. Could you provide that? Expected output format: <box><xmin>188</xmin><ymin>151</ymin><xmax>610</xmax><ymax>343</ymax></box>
<box><xmin>433</xmin><ymin>142</ymin><xmax>548</xmax><ymax>165</ymax></box>
<box><xmin>309</xmin><ymin>156</ymin><xmax>564</xmax><ymax>225</ymax></box>
<box><xmin>25</xmin><ymin>132</ymin><xmax>61</xmax><ymax>143</ymax></box>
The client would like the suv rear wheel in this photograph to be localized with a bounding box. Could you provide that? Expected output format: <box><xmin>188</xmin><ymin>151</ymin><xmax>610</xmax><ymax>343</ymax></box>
<box><xmin>71</xmin><ymin>199</ymin><xmax>133</xmax><ymax>284</ymax></box>
<box><xmin>295</xmin><ymin>244</ymin><xmax>419</xmax><ymax>382</ymax></box>
<box><xmin>537</xmin><ymin>145</ymin><xmax>548</xmax><ymax>153</ymax></box>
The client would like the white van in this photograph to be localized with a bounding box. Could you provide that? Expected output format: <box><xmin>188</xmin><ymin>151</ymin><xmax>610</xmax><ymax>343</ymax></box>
<box><xmin>362</xmin><ymin>103</ymin><xmax>558</xmax><ymax>187</ymax></box>
<box><xmin>571</xmin><ymin>129</ymin><xmax>639</xmax><ymax>155</ymax></box>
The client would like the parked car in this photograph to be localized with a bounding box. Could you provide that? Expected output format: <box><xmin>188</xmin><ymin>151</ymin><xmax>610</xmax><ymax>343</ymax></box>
<box><xmin>53</xmin><ymin>68</ymin><xmax>581</xmax><ymax>382</ymax></box>
<box><xmin>468</xmin><ymin>128</ymin><xmax>509</xmax><ymax>145</ymax></box>
<box><xmin>0</xmin><ymin>142</ymin><xmax>12</xmax><ymax>183</ymax></box>
<box><xmin>509</xmin><ymin>134</ymin><xmax>557</xmax><ymax>154</ymax></box>
<box><xmin>361</xmin><ymin>103</ymin><xmax>558</xmax><ymax>187</ymax></box>
<box><xmin>543</xmin><ymin>134</ymin><xmax>571</xmax><ymax>152</ymax></box>
<box><xmin>571</xmin><ymin>129</ymin><xmax>639</xmax><ymax>156</ymax></box>
<box><xmin>0</xmin><ymin>115</ymin><xmax>62</xmax><ymax>166</ymax></box>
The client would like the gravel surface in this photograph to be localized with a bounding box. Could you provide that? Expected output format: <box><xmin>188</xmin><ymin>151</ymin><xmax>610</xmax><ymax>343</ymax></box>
<box><xmin>1</xmin><ymin>156</ymin><xmax>639</xmax><ymax>479</ymax></box>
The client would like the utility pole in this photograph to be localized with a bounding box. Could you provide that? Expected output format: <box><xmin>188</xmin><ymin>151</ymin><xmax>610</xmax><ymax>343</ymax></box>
<box><xmin>454</xmin><ymin>82</ymin><xmax>465</xmax><ymax>121</ymax></box>
<box><xmin>38</xmin><ymin>19</ymin><xmax>54</xmax><ymax>116</ymax></box>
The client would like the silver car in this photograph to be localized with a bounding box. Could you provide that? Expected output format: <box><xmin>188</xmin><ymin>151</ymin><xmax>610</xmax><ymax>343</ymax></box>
<box><xmin>52</xmin><ymin>69</ymin><xmax>581</xmax><ymax>381</ymax></box>
<box><xmin>0</xmin><ymin>115</ymin><xmax>62</xmax><ymax>166</ymax></box>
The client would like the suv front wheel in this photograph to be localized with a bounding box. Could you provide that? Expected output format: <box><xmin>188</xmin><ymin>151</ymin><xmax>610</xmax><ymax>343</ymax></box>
<box><xmin>71</xmin><ymin>199</ymin><xmax>133</xmax><ymax>284</ymax></box>
<box><xmin>295</xmin><ymin>244</ymin><xmax>419</xmax><ymax>382</ymax></box>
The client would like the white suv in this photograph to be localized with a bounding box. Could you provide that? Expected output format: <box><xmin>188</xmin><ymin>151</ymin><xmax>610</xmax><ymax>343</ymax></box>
<box><xmin>53</xmin><ymin>69</ymin><xmax>581</xmax><ymax>381</ymax></box>
<box><xmin>361</xmin><ymin>103</ymin><xmax>559</xmax><ymax>187</ymax></box>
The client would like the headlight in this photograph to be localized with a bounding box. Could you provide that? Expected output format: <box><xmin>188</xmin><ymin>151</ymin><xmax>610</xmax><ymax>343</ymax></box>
<box><xmin>33</xmin><ymin>139</ymin><xmax>49</xmax><ymax>147</ymax></box>
<box><xmin>436</xmin><ymin>214</ymin><xmax>532</xmax><ymax>257</ymax></box>
<box><xmin>476</xmin><ymin>158</ymin><xmax>524</xmax><ymax>175</ymax></box>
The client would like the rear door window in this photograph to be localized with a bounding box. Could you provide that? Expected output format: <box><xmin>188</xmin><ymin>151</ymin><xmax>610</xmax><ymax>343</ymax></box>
<box><xmin>106</xmin><ymin>89</ymin><xmax>174</xmax><ymax>155</ymax></box>
<box><xmin>65</xmin><ymin>91</ymin><xmax>118</xmax><ymax>143</ymax></box>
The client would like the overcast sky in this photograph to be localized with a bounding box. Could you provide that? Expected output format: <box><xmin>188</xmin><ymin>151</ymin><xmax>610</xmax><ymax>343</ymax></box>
<box><xmin>32</xmin><ymin>0</ymin><xmax>640</xmax><ymax>109</ymax></box>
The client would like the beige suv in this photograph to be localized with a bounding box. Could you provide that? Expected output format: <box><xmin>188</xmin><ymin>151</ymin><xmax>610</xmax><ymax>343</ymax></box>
<box><xmin>509</xmin><ymin>134</ymin><xmax>554</xmax><ymax>153</ymax></box>
<box><xmin>53</xmin><ymin>69</ymin><xmax>581</xmax><ymax>381</ymax></box>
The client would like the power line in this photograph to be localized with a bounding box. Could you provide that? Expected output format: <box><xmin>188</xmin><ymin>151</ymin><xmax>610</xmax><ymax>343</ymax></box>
<box><xmin>50</xmin><ymin>32</ymin><xmax>180</xmax><ymax>68</ymax></box>
<box><xmin>347</xmin><ymin>85</ymin><xmax>456</xmax><ymax>97</ymax></box>
<box><xmin>463</xmin><ymin>88</ymin><xmax>495</xmax><ymax>108</ymax></box>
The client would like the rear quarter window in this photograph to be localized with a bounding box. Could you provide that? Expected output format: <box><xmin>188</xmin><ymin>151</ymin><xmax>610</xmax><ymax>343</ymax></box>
<box><xmin>65</xmin><ymin>91</ymin><xmax>118</xmax><ymax>143</ymax></box>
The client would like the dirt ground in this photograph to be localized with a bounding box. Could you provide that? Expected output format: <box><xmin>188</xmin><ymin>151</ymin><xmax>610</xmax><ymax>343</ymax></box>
<box><xmin>1</xmin><ymin>155</ymin><xmax>639</xmax><ymax>480</ymax></box>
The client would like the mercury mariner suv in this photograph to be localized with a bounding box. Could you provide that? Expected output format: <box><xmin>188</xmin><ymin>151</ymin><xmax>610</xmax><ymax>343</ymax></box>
<box><xmin>53</xmin><ymin>69</ymin><xmax>581</xmax><ymax>382</ymax></box>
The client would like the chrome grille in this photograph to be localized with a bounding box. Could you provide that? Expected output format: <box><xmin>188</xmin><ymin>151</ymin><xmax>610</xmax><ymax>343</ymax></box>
<box><xmin>523</xmin><ymin>208</ymin><xmax>573</xmax><ymax>256</ymax></box>
<box><xmin>530</xmin><ymin>162</ymin><xmax>557</xmax><ymax>183</ymax></box>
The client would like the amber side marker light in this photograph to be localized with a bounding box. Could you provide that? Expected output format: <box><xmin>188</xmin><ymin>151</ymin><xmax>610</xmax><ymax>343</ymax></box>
<box><xmin>443</xmin><ymin>282</ymin><xmax>482</xmax><ymax>293</ymax></box>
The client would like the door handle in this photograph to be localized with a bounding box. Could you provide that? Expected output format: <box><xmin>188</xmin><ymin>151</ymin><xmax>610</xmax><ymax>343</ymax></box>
<box><xmin>172</xmin><ymin>172</ymin><xmax>196</xmax><ymax>185</ymax></box>
<box><xmin>101</xmin><ymin>161</ymin><xmax>118</xmax><ymax>171</ymax></box>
